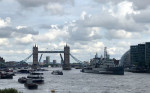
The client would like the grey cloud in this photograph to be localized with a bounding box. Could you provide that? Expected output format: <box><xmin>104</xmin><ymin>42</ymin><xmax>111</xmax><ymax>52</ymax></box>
<box><xmin>16</xmin><ymin>0</ymin><xmax>50</xmax><ymax>7</ymax></box>
<box><xmin>105</xmin><ymin>30</ymin><xmax>141</xmax><ymax>40</ymax></box>
<box><xmin>0</xmin><ymin>26</ymin><xmax>38</xmax><ymax>38</ymax></box>
<box><xmin>94</xmin><ymin>0</ymin><xmax>150</xmax><ymax>10</ymax></box>
<box><xmin>94</xmin><ymin>0</ymin><xmax>123</xmax><ymax>4</ymax></box>
<box><xmin>77</xmin><ymin>13</ymin><xmax>147</xmax><ymax>32</ymax></box>
<box><xmin>16</xmin><ymin>0</ymin><xmax>74</xmax><ymax>8</ymax></box>
<box><xmin>131</xmin><ymin>10</ymin><xmax>150</xmax><ymax>23</ymax></box>
<box><xmin>18</xmin><ymin>27</ymin><xmax>39</xmax><ymax>35</ymax></box>
<box><xmin>68</xmin><ymin>26</ymin><xmax>102</xmax><ymax>43</ymax></box>
<box><xmin>14</xmin><ymin>40</ymin><xmax>33</xmax><ymax>45</ymax></box>
<box><xmin>39</xmin><ymin>24</ymin><xmax>51</xmax><ymax>29</ymax></box>
<box><xmin>132</xmin><ymin>0</ymin><xmax>150</xmax><ymax>10</ymax></box>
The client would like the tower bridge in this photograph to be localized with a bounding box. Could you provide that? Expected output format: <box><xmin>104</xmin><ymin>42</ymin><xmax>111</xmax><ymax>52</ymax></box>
<box><xmin>33</xmin><ymin>44</ymin><xmax>71</xmax><ymax>70</ymax></box>
<box><xmin>0</xmin><ymin>44</ymin><xmax>83</xmax><ymax>69</ymax></box>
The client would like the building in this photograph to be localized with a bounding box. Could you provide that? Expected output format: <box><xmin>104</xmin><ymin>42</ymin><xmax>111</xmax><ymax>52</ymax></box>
<box><xmin>130</xmin><ymin>45</ymin><xmax>138</xmax><ymax>65</ymax></box>
<box><xmin>145</xmin><ymin>42</ymin><xmax>150</xmax><ymax>67</ymax></box>
<box><xmin>130</xmin><ymin>42</ymin><xmax>150</xmax><ymax>67</ymax></box>
<box><xmin>0</xmin><ymin>57</ymin><xmax>6</xmax><ymax>68</ymax></box>
<box><xmin>120</xmin><ymin>50</ymin><xmax>130</xmax><ymax>67</ymax></box>
<box><xmin>138</xmin><ymin>44</ymin><xmax>145</xmax><ymax>66</ymax></box>
<box><xmin>46</xmin><ymin>56</ymin><xmax>50</xmax><ymax>65</ymax></box>
<box><xmin>53</xmin><ymin>60</ymin><xmax>56</xmax><ymax>65</ymax></box>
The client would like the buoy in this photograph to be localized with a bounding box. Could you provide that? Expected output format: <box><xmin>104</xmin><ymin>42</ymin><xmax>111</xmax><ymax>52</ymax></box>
<box><xmin>51</xmin><ymin>89</ymin><xmax>55</xmax><ymax>93</ymax></box>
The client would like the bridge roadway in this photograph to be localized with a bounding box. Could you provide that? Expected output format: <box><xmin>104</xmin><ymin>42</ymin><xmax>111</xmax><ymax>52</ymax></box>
<box><xmin>38</xmin><ymin>51</ymin><xmax>64</xmax><ymax>53</ymax></box>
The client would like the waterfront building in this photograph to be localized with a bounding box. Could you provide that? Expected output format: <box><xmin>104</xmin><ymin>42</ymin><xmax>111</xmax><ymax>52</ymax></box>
<box><xmin>130</xmin><ymin>42</ymin><xmax>150</xmax><ymax>67</ymax></box>
<box><xmin>138</xmin><ymin>44</ymin><xmax>145</xmax><ymax>66</ymax></box>
<box><xmin>0</xmin><ymin>57</ymin><xmax>6</xmax><ymax>68</ymax></box>
<box><xmin>130</xmin><ymin>45</ymin><xmax>138</xmax><ymax>65</ymax></box>
<box><xmin>53</xmin><ymin>60</ymin><xmax>56</xmax><ymax>65</ymax></box>
<box><xmin>0</xmin><ymin>57</ymin><xmax>5</xmax><ymax>63</ymax></box>
<box><xmin>46</xmin><ymin>56</ymin><xmax>50</xmax><ymax>65</ymax></box>
<box><xmin>145</xmin><ymin>42</ymin><xmax>150</xmax><ymax>67</ymax></box>
<box><xmin>120</xmin><ymin>50</ymin><xmax>130</xmax><ymax>67</ymax></box>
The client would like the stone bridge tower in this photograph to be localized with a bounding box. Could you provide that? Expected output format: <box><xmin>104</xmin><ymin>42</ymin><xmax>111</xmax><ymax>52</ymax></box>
<box><xmin>32</xmin><ymin>44</ymin><xmax>38</xmax><ymax>69</ymax></box>
<box><xmin>63</xmin><ymin>44</ymin><xmax>71</xmax><ymax>70</ymax></box>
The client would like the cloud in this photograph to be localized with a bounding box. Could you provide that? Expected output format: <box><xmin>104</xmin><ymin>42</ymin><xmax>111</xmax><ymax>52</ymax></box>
<box><xmin>33</xmin><ymin>25</ymin><xmax>69</xmax><ymax>42</ymax></box>
<box><xmin>68</xmin><ymin>26</ymin><xmax>102</xmax><ymax>43</ymax></box>
<box><xmin>94</xmin><ymin>0</ymin><xmax>150</xmax><ymax>10</ymax></box>
<box><xmin>131</xmin><ymin>0</ymin><xmax>150</xmax><ymax>10</ymax></box>
<box><xmin>0</xmin><ymin>26</ymin><xmax>38</xmax><ymax>38</ymax></box>
<box><xmin>94</xmin><ymin>0</ymin><xmax>122</xmax><ymax>4</ymax></box>
<box><xmin>15</xmin><ymin>34</ymin><xmax>34</xmax><ymax>45</ymax></box>
<box><xmin>0</xmin><ymin>38</ymin><xmax>9</xmax><ymax>46</ymax></box>
<box><xmin>16</xmin><ymin>0</ymin><xmax>74</xmax><ymax>8</ymax></box>
<box><xmin>0</xmin><ymin>17</ymin><xmax>11</xmax><ymax>27</ymax></box>
<box><xmin>45</xmin><ymin>3</ymin><xmax>64</xmax><ymax>15</ymax></box>
<box><xmin>105</xmin><ymin>30</ymin><xmax>141</xmax><ymax>39</ymax></box>
<box><xmin>75</xmin><ymin>4</ymin><xmax>147</xmax><ymax>32</ymax></box>
<box><xmin>132</xmin><ymin>9</ymin><xmax>150</xmax><ymax>23</ymax></box>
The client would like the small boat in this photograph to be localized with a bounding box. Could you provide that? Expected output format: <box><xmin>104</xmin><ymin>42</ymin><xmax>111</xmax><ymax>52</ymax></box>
<box><xmin>27</xmin><ymin>75</ymin><xmax>44</xmax><ymax>79</ymax></box>
<box><xmin>0</xmin><ymin>71</ymin><xmax>13</xmax><ymax>79</ymax></box>
<box><xmin>24</xmin><ymin>79</ymin><xmax>38</xmax><ymax>89</ymax></box>
<box><xmin>80</xmin><ymin>67</ymin><xmax>94</xmax><ymax>73</ymax></box>
<box><xmin>30</xmin><ymin>72</ymin><xmax>43</xmax><ymax>75</ymax></box>
<box><xmin>18</xmin><ymin>69</ymin><xmax>31</xmax><ymax>73</ymax></box>
<box><xmin>27</xmin><ymin>73</ymin><xmax>44</xmax><ymax>84</ymax></box>
<box><xmin>32</xmin><ymin>79</ymin><xmax>44</xmax><ymax>84</ymax></box>
<box><xmin>18</xmin><ymin>77</ymin><xmax>27</xmax><ymax>83</ymax></box>
<box><xmin>51</xmin><ymin>70</ymin><xmax>63</xmax><ymax>75</ymax></box>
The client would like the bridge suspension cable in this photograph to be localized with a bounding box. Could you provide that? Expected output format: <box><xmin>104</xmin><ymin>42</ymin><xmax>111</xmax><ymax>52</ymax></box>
<box><xmin>39</xmin><ymin>54</ymin><xmax>43</xmax><ymax>63</ymax></box>
<box><xmin>70</xmin><ymin>53</ymin><xmax>83</xmax><ymax>63</ymax></box>
<box><xmin>20</xmin><ymin>53</ymin><xmax>33</xmax><ymax>62</ymax></box>
<box><xmin>60</xmin><ymin>53</ymin><xmax>64</xmax><ymax>64</ymax></box>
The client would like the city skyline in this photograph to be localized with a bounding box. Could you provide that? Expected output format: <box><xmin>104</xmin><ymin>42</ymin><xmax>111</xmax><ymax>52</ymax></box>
<box><xmin>0</xmin><ymin>0</ymin><xmax>150</xmax><ymax>62</ymax></box>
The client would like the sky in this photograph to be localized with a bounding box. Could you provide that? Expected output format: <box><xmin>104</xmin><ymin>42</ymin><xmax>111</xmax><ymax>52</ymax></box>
<box><xmin>0</xmin><ymin>0</ymin><xmax>150</xmax><ymax>63</ymax></box>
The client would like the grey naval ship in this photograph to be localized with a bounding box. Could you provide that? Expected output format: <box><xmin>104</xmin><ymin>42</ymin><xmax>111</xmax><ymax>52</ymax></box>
<box><xmin>81</xmin><ymin>47</ymin><xmax>124</xmax><ymax>75</ymax></box>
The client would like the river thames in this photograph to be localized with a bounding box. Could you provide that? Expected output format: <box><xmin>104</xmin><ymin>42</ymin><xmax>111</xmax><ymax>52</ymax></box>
<box><xmin>0</xmin><ymin>68</ymin><xmax>150</xmax><ymax>93</ymax></box>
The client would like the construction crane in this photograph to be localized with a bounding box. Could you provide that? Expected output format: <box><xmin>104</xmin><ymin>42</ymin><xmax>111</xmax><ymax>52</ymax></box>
<box><xmin>39</xmin><ymin>54</ymin><xmax>43</xmax><ymax>63</ymax></box>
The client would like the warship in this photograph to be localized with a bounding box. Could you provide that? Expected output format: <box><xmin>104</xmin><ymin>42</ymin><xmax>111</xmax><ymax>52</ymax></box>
<box><xmin>81</xmin><ymin>47</ymin><xmax>124</xmax><ymax>75</ymax></box>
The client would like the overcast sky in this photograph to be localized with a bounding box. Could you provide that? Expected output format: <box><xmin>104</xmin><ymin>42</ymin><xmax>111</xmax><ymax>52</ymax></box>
<box><xmin>0</xmin><ymin>0</ymin><xmax>150</xmax><ymax>62</ymax></box>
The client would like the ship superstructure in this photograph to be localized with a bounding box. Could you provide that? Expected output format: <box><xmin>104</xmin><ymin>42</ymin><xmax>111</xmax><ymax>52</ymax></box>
<box><xmin>81</xmin><ymin>47</ymin><xmax>124</xmax><ymax>75</ymax></box>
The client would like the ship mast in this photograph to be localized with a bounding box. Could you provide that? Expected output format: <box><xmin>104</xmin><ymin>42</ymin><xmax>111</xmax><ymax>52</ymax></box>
<box><xmin>104</xmin><ymin>47</ymin><xmax>107</xmax><ymax>59</ymax></box>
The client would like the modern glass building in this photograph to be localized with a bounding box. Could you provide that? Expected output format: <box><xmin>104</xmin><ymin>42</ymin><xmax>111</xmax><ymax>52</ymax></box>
<box><xmin>145</xmin><ymin>42</ymin><xmax>150</xmax><ymax>67</ymax></box>
<box><xmin>129</xmin><ymin>42</ymin><xmax>150</xmax><ymax>67</ymax></box>
<box><xmin>120</xmin><ymin>50</ymin><xmax>130</xmax><ymax>67</ymax></box>
<box><xmin>130</xmin><ymin>45</ymin><xmax>138</xmax><ymax>66</ymax></box>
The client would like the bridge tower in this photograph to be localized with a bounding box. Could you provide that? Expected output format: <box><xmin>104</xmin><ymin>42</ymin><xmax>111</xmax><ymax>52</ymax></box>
<box><xmin>32</xmin><ymin>44</ymin><xmax>39</xmax><ymax>69</ymax></box>
<box><xmin>63</xmin><ymin>44</ymin><xmax>71</xmax><ymax>70</ymax></box>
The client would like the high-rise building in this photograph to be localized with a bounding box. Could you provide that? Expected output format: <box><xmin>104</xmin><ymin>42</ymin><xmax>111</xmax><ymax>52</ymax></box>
<box><xmin>138</xmin><ymin>44</ymin><xmax>145</xmax><ymax>66</ymax></box>
<box><xmin>145</xmin><ymin>42</ymin><xmax>150</xmax><ymax>67</ymax></box>
<box><xmin>46</xmin><ymin>56</ymin><xmax>50</xmax><ymax>65</ymax></box>
<box><xmin>130</xmin><ymin>45</ymin><xmax>138</xmax><ymax>65</ymax></box>
<box><xmin>130</xmin><ymin>42</ymin><xmax>150</xmax><ymax>67</ymax></box>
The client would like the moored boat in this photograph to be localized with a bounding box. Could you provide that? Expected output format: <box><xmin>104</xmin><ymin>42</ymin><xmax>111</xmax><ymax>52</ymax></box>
<box><xmin>0</xmin><ymin>71</ymin><xmax>13</xmax><ymax>79</ymax></box>
<box><xmin>81</xmin><ymin>47</ymin><xmax>124</xmax><ymax>75</ymax></box>
<box><xmin>51</xmin><ymin>70</ymin><xmax>63</xmax><ymax>75</ymax></box>
<box><xmin>27</xmin><ymin>75</ymin><xmax>44</xmax><ymax>79</ymax></box>
<box><xmin>24</xmin><ymin>79</ymin><xmax>38</xmax><ymax>89</ymax></box>
<box><xmin>18</xmin><ymin>77</ymin><xmax>27</xmax><ymax>83</ymax></box>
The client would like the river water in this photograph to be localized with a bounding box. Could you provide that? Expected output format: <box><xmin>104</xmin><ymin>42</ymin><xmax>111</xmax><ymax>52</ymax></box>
<box><xmin>0</xmin><ymin>68</ymin><xmax>150</xmax><ymax>93</ymax></box>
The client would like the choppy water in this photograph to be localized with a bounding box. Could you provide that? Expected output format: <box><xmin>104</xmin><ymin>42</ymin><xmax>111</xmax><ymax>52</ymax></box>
<box><xmin>0</xmin><ymin>68</ymin><xmax>150</xmax><ymax>93</ymax></box>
